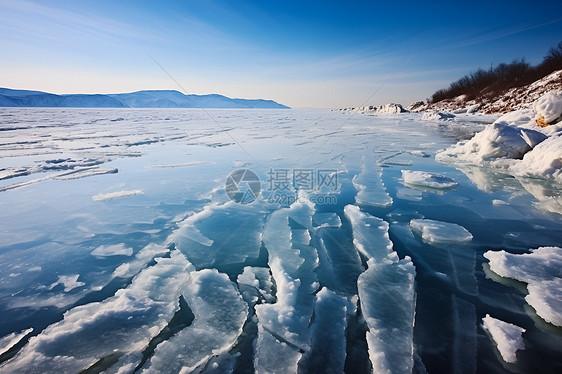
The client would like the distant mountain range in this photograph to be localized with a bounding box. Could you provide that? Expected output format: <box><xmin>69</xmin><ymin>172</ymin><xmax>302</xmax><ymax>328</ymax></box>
<box><xmin>0</xmin><ymin>88</ymin><xmax>290</xmax><ymax>109</ymax></box>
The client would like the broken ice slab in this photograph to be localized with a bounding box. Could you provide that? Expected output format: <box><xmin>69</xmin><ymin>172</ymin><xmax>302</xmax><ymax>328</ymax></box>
<box><xmin>359</xmin><ymin>257</ymin><xmax>416</xmax><ymax>374</ymax></box>
<box><xmin>312</xmin><ymin>212</ymin><xmax>342</xmax><ymax>228</ymax></box>
<box><xmin>484</xmin><ymin>246</ymin><xmax>562</xmax><ymax>327</ymax></box>
<box><xmin>344</xmin><ymin>205</ymin><xmax>395</xmax><ymax>262</ymax></box>
<box><xmin>0</xmin><ymin>250</ymin><xmax>194</xmax><ymax>373</ymax></box>
<box><xmin>140</xmin><ymin>269</ymin><xmax>247</xmax><ymax>373</ymax></box>
<box><xmin>298</xmin><ymin>287</ymin><xmax>349</xmax><ymax>373</ymax></box>
<box><xmin>402</xmin><ymin>170</ymin><xmax>458</xmax><ymax>190</ymax></box>
<box><xmin>353</xmin><ymin>156</ymin><xmax>393</xmax><ymax>207</ymax></box>
<box><xmin>345</xmin><ymin>204</ymin><xmax>416</xmax><ymax>373</ymax></box>
<box><xmin>254</xmin><ymin>195</ymin><xmax>320</xmax><ymax>372</ymax></box>
<box><xmin>482</xmin><ymin>314</ymin><xmax>526</xmax><ymax>363</ymax></box>
<box><xmin>171</xmin><ymin>201</ymin><xmax>266</xmax><ymax>269</ymax></box>
<box><xmin>410</xmin><ymin>218</ymin><xmax>473</xmax><ymax>245</ymax></box>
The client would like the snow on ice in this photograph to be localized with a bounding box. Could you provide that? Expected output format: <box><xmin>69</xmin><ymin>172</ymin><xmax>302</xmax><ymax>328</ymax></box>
<box><xmin>482</xmin><ymin>314</ymin><xmax>525</xmax><ymax>363</ymax></box>
<box><xmin>401</xmin><ymin>170</ymin><xmax>458</xmax><ymax>189</ymax></box>
<box><xmin>484</xmin><ymin>247</ymin><xmax>562</xmax><ymax>327</ymax></box>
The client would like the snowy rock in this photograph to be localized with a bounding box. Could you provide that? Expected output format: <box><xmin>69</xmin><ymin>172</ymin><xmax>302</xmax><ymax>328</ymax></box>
<box><xmin>421</xmin><ymin>111</ymin><xmax>455</xmax><ymax>121</ymax></box>
<box><xmin>405</xmin><ymin>101</ymin><xmax>426</xmax><ymax>111</ymax></box>
<box><xmin>466</xmin><ymin>103</ymin><xmax>481</xmax><ymax>114</ymax></box>
<box><xmin>410</xmin><ymin>219</ymin><xmax>473</xmax><ymax>244</ymax></box>
<box><xmin>401</xmin><ymin>170</ymin><xmax>458</xmax><ymax>189</ymax></box>
<box><xmin>376</xmin><ymin>103</ymin><xmax>408</xmax><ymax>114</ymax></box>
<box><xmin>436</xmin><ymin>122</ymin><xmax>547</xmax><ymax>165</ymax></box>
<box><xmin>482</xmin><ymin>315</ymin><xmax>525</xmax><ymax>363</ymax></box>
<box><xmin>534</xmin><ymin>90</ymin><xmax>562</xmax><ymax>124</ymax></box>
<box><xmin>484</xmin><ymin>246</ymin><xmax>562</xmax><ymax>327</ymax></box>
<box><xmin>436</xmin><ymin>90</ymin><xmax>562</xmax><ymax>184</ymax></box>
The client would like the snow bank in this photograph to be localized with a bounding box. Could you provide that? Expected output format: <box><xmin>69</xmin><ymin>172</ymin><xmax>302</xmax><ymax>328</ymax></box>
<box><xmin>482</xmin><ymin>315</ymin><xmax>525</xmax><ymax>363</ymax></box>
<box><xmin>484</xmin><ymin>246</ymin><xmax>562</xmax><ymax>327</ymax></box>
<box><xmin>402</xmin><ymin>170</ymin><xmax>458</xmax><ymax>189</ymax></box>
<box><xmin>410</xmin><ymin>219</ymin><xmax>473</xmax><ymax>244</ymax></box>
<box><xmin>436</xmin><ymin>90</ymin><xmax>562</xmax><ymax>184</ymax></box>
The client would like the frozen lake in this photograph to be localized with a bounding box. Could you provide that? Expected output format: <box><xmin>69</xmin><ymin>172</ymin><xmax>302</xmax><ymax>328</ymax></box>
<box><xmin>0</xmin><ymin>108</ymin><xmax>561</xmax><ymax>373</ymax></box>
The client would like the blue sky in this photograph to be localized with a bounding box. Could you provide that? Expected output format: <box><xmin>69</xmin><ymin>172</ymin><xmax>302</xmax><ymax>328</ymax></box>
<box><xmin>1</xmin><ymin>0</ymin><xmax>561</xmax><ymax>108</ymax></box>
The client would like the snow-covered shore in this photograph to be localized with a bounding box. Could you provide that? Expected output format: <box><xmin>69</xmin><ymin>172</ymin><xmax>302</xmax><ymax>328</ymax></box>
<box><xmin>436</xmin><ymin>90</ymin><xmax>562</xmax><ymax>183</ymax></box>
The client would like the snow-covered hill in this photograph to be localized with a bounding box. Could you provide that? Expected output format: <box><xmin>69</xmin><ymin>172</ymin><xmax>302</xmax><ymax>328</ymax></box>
<box><xmin>421</xmin><ymin>69</ymin><xmax>562</xmax><ymax>114</ymax></box>
<box><xmin>0</xmin><ymin>88</ymin><xmax>289</xmax><ymax>109</ymax></box>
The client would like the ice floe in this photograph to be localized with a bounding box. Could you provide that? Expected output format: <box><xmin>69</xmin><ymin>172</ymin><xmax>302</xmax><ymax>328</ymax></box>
<box><xmin>410</xmin><ymin>218</ymin><xmax>473</xmax><ymax>244</ymax></box>
<box><xmin>402</xmin><ymin>170</ymin><xmax>458</xmax><ymax>189</ymax></box>
<box><xmin>92</xmin><ymin>189</ymin><xmax>143</xmax><ymax>201</ymax></box>
<box><xmin>484</xmin><ymin>246</ymin><xmax>562</xmax><ymax>327</ymax></box>
<box><xmin>482</xmin><ymin>314</ymin><xmax>525</xmax><ymax>363</ymax></box>
<box><xmin>353</xmin><ymin>156</ymin><xmax>393</xmax><ymax>207</ymax></box>
<box><xmin>91</xmin><ymin>243</ymin><xmax>133</xmax><ymax>257</ymax></box>
<box><xmin>48</xmin><ymin>274</ymin><xmax>85</xmax><ymax>292</ymax></box>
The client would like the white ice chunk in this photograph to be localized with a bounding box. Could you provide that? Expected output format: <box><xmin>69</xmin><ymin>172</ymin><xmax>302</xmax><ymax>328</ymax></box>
<box><xmin>360</xmin><ymin>257</ymin><xmax>416</xmax><ymax>374</ymax></box>
<box><xmin>91</xmin><ymin>243</ymin><xmax>133</xmax><ymax>257</ymax></box>
<box><xmin>237</xmin><ymin>266</ymin><xmax>275</xmax><ymax>303</ymax></box>
<box><xmin>112</xmin><ymin>243</ymin><xmax>169</xmax><ymax>278</ymax></box>
<box><xmin>92</xmin><ymin>189</ymin><xmax>143</xmax><ymax>201</ymax></box>
<box><xmin>402</xmin><ymin>170</ymin><xmax>458</xmax><ymax>189</ymax></box>
<box><xmin>299</xmin><ymin>287</ymin><xmax>348</xmax><ymax>373</ymax></box>
<box><xmin>345</xmin><ymin>205</ymin><xmax>416</xmax><ymax>373</ymax></box>
<box><xmin>344</xmin><ymin>205</ymin><xmax>395</xmax><ymax>261</ymax></box>
<box><xmin>254</xmin><ymin>194</ymin><xmax>319</xmax><ymax>372</ymax></box>
<box><xmin>484</xmin><ymin>246</ymin><xmax>562</xmax><ymax>326</ymax></box>
<box><xmin>353</xmin><ymin>156</ymin><xmax>393</xmax><ymax>207</ymax></box>
<box><xmin>534</xmin><ymin>90</ymin><xmax>562</xmax><ymax>123</ymax></box>
<box><xmin>512</xmin><ymin>135</ymin><xmax>562</xmax><ymax>183</ymax></box>
<box><xmin>482</xmin><ymin>314</ymin><xmax>525</xmax><ymax>363</ymax></box>
<box><xmin>48</xmin><ymin>274</ymin><xmax>85</xmax><ymax>292</ymax></box>
<box><xmin>141</xmin><ymin>269</ymin><xmax>247</xmax><ymax>373</ymax></box>
<box><xmin>410</xmin><ymin>219</ymin><xmax>473</xmax><ymax>244</ymax></box>
<box><xmin>312</xmin><ymin>212</ymin><xmax>342</xmax><ymax>228</ymax></box>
